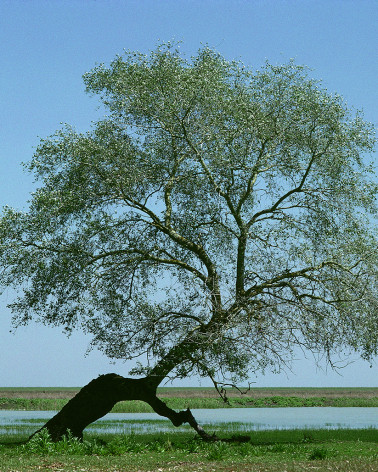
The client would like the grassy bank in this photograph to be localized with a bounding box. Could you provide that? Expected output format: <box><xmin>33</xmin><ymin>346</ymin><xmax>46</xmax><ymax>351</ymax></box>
<box><xmin>1</xmin><ymin>395</ymin><xmax>377</xmax><ymax>411</ymax></box>
<box><xmin>0</xmin><ymin>428</ymin><xmax>377</xmax><ymax>472</ymax></box>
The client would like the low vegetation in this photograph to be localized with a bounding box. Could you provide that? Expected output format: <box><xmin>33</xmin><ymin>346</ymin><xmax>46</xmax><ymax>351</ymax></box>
<box><xmin>0</xmin><ymin>428</ymin><xmax>377</xmax><ymax>472</ymax></box>
<box><xmin>1</xmin><ymin>395</ymin><xmax>377</xmax><ymax>412</ymax></box>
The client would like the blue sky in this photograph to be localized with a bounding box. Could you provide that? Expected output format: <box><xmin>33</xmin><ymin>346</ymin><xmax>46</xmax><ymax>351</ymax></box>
<box><xmin>0</xmin><ymin>0</ymin><xmax>377</xmax><ymax>387</ymax></box>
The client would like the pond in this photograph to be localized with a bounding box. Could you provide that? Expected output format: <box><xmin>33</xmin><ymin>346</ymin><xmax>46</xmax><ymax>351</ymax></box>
<box><xmin>1</xmin><ymin>407</ymin><xmax>377</xmax><ymax>436</ymax></box>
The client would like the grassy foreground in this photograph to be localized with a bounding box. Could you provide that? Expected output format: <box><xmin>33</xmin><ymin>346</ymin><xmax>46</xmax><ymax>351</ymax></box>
<box><xmin>1</xmin><ymin>428</ymin><xmax>377</xmax><ymax>472</ymax></box>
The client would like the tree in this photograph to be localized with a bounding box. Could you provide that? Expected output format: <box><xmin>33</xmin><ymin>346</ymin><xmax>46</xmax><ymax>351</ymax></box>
<box><xmin>1</xmin><ymin>44</ymin><xmax>377</xmax><ymax>441</ymax></box>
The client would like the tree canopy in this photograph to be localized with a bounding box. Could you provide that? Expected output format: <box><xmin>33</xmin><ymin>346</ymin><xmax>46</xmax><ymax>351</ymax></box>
<box><xmin>1</xmin><ymin>44</ymin><xmax>377</xmax><ymax>389</ymax></box>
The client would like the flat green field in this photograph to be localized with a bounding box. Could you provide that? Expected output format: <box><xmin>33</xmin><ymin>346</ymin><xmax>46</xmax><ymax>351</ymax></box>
<box><xmin>0</xmin><ymin>428</ymin><xmax>377</xmax><ymax>472</ymax></box>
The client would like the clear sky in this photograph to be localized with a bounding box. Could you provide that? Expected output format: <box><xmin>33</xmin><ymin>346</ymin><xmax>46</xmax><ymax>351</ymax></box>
<box><xmin>0</xmin><ymin>0</ymin><xmax>377</xmax><ymax>387</ymax></box>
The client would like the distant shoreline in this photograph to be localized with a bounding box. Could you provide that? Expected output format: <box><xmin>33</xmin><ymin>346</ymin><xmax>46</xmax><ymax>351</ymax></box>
<box><xmin>1</xmin><ymin>387</ymin><xmax>377</xmax><ymax>411</ymax></box>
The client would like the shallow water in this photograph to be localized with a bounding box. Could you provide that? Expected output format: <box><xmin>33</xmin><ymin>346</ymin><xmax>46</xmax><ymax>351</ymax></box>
<box><xmin>1</xmin><ymin>407</ymin><xmax>377</xmax><ymax>435</ymax></box>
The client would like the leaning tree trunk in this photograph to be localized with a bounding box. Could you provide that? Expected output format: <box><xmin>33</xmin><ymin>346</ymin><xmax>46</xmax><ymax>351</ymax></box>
<box><xmin>30</xmin><ymin>373</ymin><xmax>216</xmax><ymax>442</ymax></box>
<box><xmin>30</xmin><ymin>329</ymin><xmax>226</xmax><ymax>442</ymax></box>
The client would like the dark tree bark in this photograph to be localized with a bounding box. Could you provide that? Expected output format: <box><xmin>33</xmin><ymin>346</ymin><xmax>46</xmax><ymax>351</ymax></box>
<box><xmin>30</xmin><ymin>373</ymin><xmax>217</xmax><ymax>442</ymax></box>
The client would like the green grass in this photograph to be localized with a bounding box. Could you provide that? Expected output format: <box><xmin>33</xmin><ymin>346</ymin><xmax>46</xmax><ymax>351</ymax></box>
<box><xmin>0</xmin><ymin>428</ymin><xmax>377</xmax><ymax>472</ymax></box>
<box><xmin>1</xmin><ymin>395</ymin><xmax>377</xmax><ymax>412</ymax></box>
<box><xmin>0</xmin><ymin>397</ymin><xmax>68</xmax><ymax>411</ymax></box>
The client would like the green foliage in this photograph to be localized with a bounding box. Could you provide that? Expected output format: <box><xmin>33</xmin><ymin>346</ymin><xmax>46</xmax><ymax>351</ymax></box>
<box><xmin>8</xmin><ymin>427</ymin><xmax>377</xmax><ymax>468</ymax></box>
<box><xmin>22</xmin><ymin>429</ymin><xmax>129</xmax><ymax>456</ymax></box>
<box><xmin>0</xmin><ymin>42</ymin><xmax>377</xmax><ymax>384</ymax></box>
<box><xmin>104</xmin><ymin>433</ymin><xmax>147</xmax><ymax>454</ymax></box>
<box><xmin>2</xmin><ymin>395</ymin><xmax>377</xmax><ymax>412</ymax></box>
<box><xmin>309</xmin><ymin>446</ymin><xmax>332</xmax><ymax>460</ymax></box>
<box><xmin>23</xmin><ymin>428</ymin><xmax>54</xmax><ymax>454</ymax></box>
<box><xmin>0</xmin><ymin>398</ymin><xmax>68</xmax><ymax>411</ymax></box>
<box><xmin>206</xmin><ymin>440</ymin><xmax>229</xmax><ymax>460</ymax></box>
